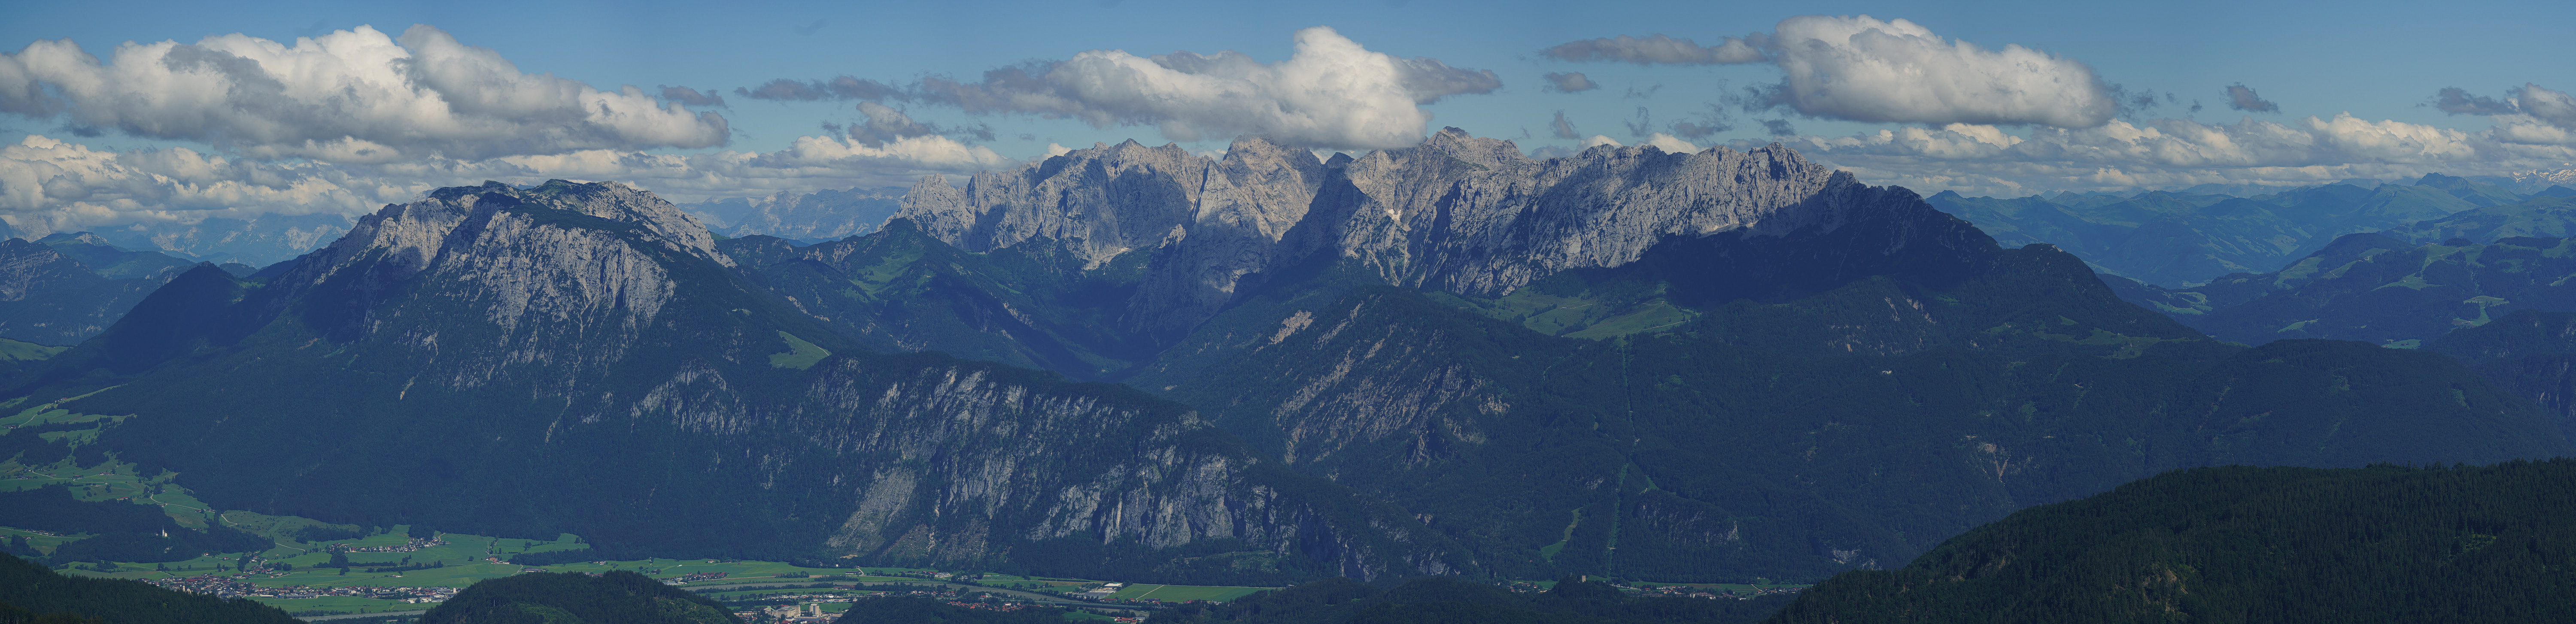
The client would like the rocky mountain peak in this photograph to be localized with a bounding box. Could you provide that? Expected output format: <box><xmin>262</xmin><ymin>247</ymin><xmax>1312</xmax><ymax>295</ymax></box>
<box><xmin>882</xmin><ymin>130</ymin><xmax>1903</xmax><ymax>336</ymax></box>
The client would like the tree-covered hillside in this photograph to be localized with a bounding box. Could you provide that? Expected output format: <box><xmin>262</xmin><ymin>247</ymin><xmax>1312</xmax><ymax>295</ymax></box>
<box><xmin>2427</xmin><ymin>309</ymin><xmax>2576</xmax><ymax>440</ymax></box>
<box><xmin>1926</xmin><ymin>173</ymin><xmax>2546</xmax><ymax>288</ymax></box>
<box><xmin>2109</xmin><ymin>233</ymin><xmax>2576</xmax><ymax>347</ymax></box>
<box><xmin>1124</xmin><ymin>178</ymin><xmax>2568</xmax><ymax>582</ymax></box>
<box><xmin>22</xmin><ymin>180</ymin><xmax>1462</xmax><ymax>584</ymax></box>
<box><xmin>1765</xmin><ymin>460</ymin><xmax>2576</xmax><ymax>624</ymax></box>
<box><xmin>1147</xmin><ymin>576</ymin><xmax>1792</xmax><ymax>624</ymax></box>
<box><xmin>0</xmin><ymin>553</ymin><xmax>299</xmax><ymax>624</ymax></box>
<box><xmin>418</xmin><ymin>570</ymin><xmax>737</xmax><ymax>624</ymax></box>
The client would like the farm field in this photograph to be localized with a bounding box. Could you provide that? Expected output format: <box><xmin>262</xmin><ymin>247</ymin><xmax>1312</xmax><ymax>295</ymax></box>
<box><xmin>1106</xmin><ymin>583</ymin><xmax>1268</xmax><ymax>602</ymax></box>
<box><xmin>252</xmin><ymin>597</ymin><xmax>428</xmax><ymax>616</ymax></box>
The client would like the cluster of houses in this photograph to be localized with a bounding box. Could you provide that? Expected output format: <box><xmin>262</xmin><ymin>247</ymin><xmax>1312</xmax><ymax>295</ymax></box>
<box><xmin>1631</xmin><ymin>584</ymin><xmax>1806</xmax><ymax>600</ymax></box>
<box><xmin>335</xmin><ymin>536</ymin><xmax>447</xmax><ymax>553</ymax></box>
<box><xmin>140</xmin><ymin>574</ymin><xmax>458</xmax><ymax>603</ymax></box>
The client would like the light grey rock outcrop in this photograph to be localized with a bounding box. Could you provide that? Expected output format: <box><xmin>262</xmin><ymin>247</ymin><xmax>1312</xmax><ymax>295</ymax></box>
<box><xmin>887</xmin><ymin>128</ymin><xmax>1862</xmax><ymax>336</ymax></box>
<box><xmin>85</xmin><ymin>177</ymin><xmax>1469</xmax><ymax>582</ymax></box>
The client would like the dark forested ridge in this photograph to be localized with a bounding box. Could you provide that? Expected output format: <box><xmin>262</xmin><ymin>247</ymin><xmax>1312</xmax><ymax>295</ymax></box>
<box><xmin>0</xmin><ymin>487</ymin><xmax>269</xmax><ymax>564</ymax></box>
<box><xmin>1925</xmin><ymin>173</ymin><xmax>2562</xmax><ymax>288</ymax></box>
<box><xmin>13</xmin><ymin>134</ymin><xmax>2571</xmax><ymax>590</ymax></box>
<box><xmin>15</xmin><ymin>180</ymin><xmax>1462</xmax><ymax>584</ymax></box>
<box><xmin>2110</xmin><ymin>233</ymin><xmax>2576</xmax><ymax>346</ymax></box>
<box><xmin>2428</xmin><ymin>309</ymin><xmax>2576</xmax><ymax>440</ymax></box>
<box><xmin>416</xmin><ymin>570</ymin><xmax>738</xmax><ymax>624</ymax></box>
<box><xmin>0</xmin><ymin>553</ymin><xmax>299</xmax><ymax>624</ymax></box>
<box><xmin>1122</xmin><ymin>163</ymin><xmax>2568</xmax><ymax>582</ymax></box>
<box><xmin>1146</xmin><ymin>576</ymin><xmax>1792</xmax><ymax>624</ymax></box>
<box><xmin>1766</xmin><ymin>460</ymin><xmax>2576</xmax><ymax>624</ymax></box>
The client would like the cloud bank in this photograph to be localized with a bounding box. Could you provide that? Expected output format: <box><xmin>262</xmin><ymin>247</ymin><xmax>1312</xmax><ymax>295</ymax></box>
<box><xmin>0</xmin><ymin>131</ymin><xmax>1015</xmax><ymax>233</ymax></box>
<box><xmin>1759</xmin><ymin>112</ymin><xmax>2576</xmax><ymax>195</ymax></box>
<box><xmin>0</xmin><ymin>25</ymin><xmax>731</xmax><ymax>161</ymax></box>
<box><xmin>0</xmin><ymin>23</ymin><xmax>1031</xmax><ymax>234</ymax></box>
<box><xmin>1545</xmin><ymin>15</ymin><xmax>2117</xmax><ymax>128</ymax></box>
<box><xmin>745</xmin><ymin>27</ymin><xmax>1502</xmax><ymax>150</ymax></box>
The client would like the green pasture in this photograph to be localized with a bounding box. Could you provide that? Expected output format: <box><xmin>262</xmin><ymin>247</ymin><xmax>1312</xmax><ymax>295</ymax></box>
<box><xmin>1106</xmin><ymin>584</ymin><xmax>1268</xmax><ymax>602</ymax></box>
<box><xmin>252</xmin><ymin>596</ymin><xmax>431</xmax><ymax>616</ymax></box>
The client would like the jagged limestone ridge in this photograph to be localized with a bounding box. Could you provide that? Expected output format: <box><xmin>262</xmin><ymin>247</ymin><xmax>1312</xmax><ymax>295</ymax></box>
<box><xmin>889</xmin><ymin>129</ymin><xmax>1867</xmax><ymax>336</ymax></box>
<box><xmin>73</xmin><ymin>179</ymin><xmax>1466</xmax><ymax>580</ymax></box>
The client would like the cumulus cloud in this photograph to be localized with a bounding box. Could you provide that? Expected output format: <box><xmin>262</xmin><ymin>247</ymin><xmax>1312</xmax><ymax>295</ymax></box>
<box><xmin>658</xmin><ymin>85</ymin><xmax>727</xmax><ymax>107</ymax></box>
<box><xmin>0</xmin><ymin>25</ymin><xmax>730</xmax><ymax>161</ymax></box>
<box><xmin>0</xmin><ymin>132</ymin><xmax>1015</xmax><ymax>234</ymax></box>
<box><xmin>1550</xmin><ymin>111</ymin><xmax>1581</xmax><ymax>139</ymax></box>
<box><xmin>1758</xmin><ymin>113</ymin><xmax>2576</xmax><ymax>195</ymax></box>
<box><xmin>1567</xmin><ymin>133</ymin><xmax>1701</xmax><ymax>154</ymax></box>
<box><xmin>843</xmin><ymin>102</ymin><xmax>993</xmax><ymax>145</ymax></box>
<box><xmin>2225</xmin><ymin>84</ymin><xmax>2278</xmax><ymax>113</ymax></box>
<box><xmin>1542</xmin><ymin>71</ymin><xmax>1598</xmax><ymax>93</ymax></box>
<box><xmin>1542</xmin><ymin>33</ymin><xmax>1764</xmax><ymax>65</ymax></box>
<box><xmin>735</xmin><ymin>76</ymin><xmax>902</xmax><ymax>102</ymax></box>
<box><xmin>2435</xmin><ymin>84</ymin><xmax>2576</xmax><ymax>131</ymax></box>
<box><xmin>756</xmin><ymin>27</ymin><xmax>1501</xmax><ymax>150</ymax></box>
<box><xmin>1547</xmin><ymin>15</ymin><xmax>2117</xmax><ymax>128</ymax></box>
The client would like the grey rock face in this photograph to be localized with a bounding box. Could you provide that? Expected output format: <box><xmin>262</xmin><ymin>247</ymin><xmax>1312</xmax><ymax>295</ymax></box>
<box><xmin>890</xmin><ymin>128</ymin><xmax>1861</xmax><ymax>336</ymax></box>
<box><xmin>96</xmin><ymin>178</ymin><xmax>1464</xmax><ymax>581</ymax></box>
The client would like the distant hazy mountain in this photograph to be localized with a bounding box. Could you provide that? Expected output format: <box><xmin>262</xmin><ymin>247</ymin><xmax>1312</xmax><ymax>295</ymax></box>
<box><xmin>36</xmin><ymin>232</ymin><xmax>195</xmax><ymax>281</ymax></box>
<box><xmin>78</xmin><ymin>213</ymin><xmax>352</xmax><ymax>267</ymax></box>
<box><xmin>1928</xmin><ymin>173</ymin><xmax>2537</xmax><ymax>287</ymax></box>
<box><xmin>0</xmin><ymin>234</ymin><xmax>190</xmax><ymax>345</ymax></box>
<box><xmin>1770</xmin><ymin>461</ymin><xmax>2576</xmax><ymax>624</ymax></box>
<box><xmin>683</xmin><ymin>187</ymin><xmax>905</xmax><ymax>242</ymax></box>
<box><xmin>2109</xmin><ymin>233</ymin><xmax>2576</xmax><ymax>347</ymax></box>
<box><xmin>2382</xmin><ymin>194</ymin><xmax>2576</xmax><ymax>242</ymax></box>
<box><xmin>2427</xmin><ymin>310</ymin><xmax>2576</xmax><ymax>440</ymax></box>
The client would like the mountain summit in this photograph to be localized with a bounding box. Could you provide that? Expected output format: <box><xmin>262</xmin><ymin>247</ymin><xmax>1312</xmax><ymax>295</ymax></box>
<box><xmin>45</xmin><ymin>179</ymin><xmax>1462</xmax><ymax>583</ymax></box>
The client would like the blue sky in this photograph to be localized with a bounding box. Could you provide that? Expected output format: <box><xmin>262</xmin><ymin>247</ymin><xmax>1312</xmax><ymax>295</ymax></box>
<box><xmin>2</xmin><ymin>0</ymin><xmax>2572</xmax><ymax>228</ymax></box>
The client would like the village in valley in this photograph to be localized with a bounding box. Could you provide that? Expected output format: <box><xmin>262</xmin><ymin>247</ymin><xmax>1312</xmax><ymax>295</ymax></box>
<box><xmin>5</xmin><ymin>415</ymin><xmax>1804</xmax><ymax>622</ymax></box>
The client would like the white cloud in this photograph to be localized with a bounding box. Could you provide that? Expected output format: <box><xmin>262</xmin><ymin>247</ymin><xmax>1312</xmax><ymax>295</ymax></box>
<box><xmin>0</xmin><ymin>24</ymin><xmax>729</xmax><ymax>161</ymax></box>
<box><xmin>1544</xmin><ymin>15</ymin><xmax>2116</xmax><ymax>128</ymax></box>
<box><xmin>1540</xmin><ymin>71</ymin><xmax>1598</xmax><ymax>93</ymax></box>
<box><xmin>0</xmin><ymin>132</ymin><xmax>1015</xmax><ymax>233</ymax></box>
<box><xmin>1759</xmin><ymin>114</ymin><xmax>2576</xmax><ymax>195</ymax></box>
<box><xmin>1542</xmin><ymin>33</ymin><xmax>1764</xmax><ymax>65</ymax></box>
<box><xmin>906</xmin><ymin>26</ymin><xmax>1501</xmax><ymax>150</ymax></box>
<box><xmin>1640</xmin><ymin>133</ymin><xmax>1700</xmax><ymax>153</ymax></box>
<box><xmin>2434</xmin><ymin>84</ymin><xmax>2576</xmax><ymax>139</ymax></box>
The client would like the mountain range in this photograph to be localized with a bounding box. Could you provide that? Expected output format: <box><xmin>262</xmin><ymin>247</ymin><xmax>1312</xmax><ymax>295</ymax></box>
<box><xmin>1927</xmin><ymin>174</ymin><xmax>2575</xmax><ymax>288</ymax></box>
<box><xmin>9</xmin><ymin>130</ymin><xmax>2568</xmax><ymax>589</ymax></box>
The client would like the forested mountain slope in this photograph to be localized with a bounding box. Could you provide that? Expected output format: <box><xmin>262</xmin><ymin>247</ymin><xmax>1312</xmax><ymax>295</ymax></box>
<box><xmin>1766</xmin><ymin>460</ymin><xmax>2576</xmax><ymax>624</ymax></box>
<box><xmin>0</xmin><ymin>553</ymin><xmax>300</xmax><ymax>624</ymax></box>
<box><xmin>2428</xmin><ymin>309</ymin><xmax>2576</xmax><ymax>440</ymax></box>
<box><xmin>23</xmin><ymin>180</ymin><xmax>1463</xmax><ymax>584</ymax></box>
<box><xmin>2109</xmin><ymin>233</ymin><xmax>2576</xmax><ymax>347</ymax></box>
<box><xmin>0</xmin><ymin>237</ymin><xmax>176</xmax><ymax>345</ymax></box>
<box><xmin>794</xmin><ymin>130</ymin><xmax>2571</xmax><ymax>582</ymax></box>
<box><xmin>26</xmin><ymin>133</ymin><xmax>2569</xmax><ymax>589</ymax></box>
<box><xmin>417</xmin><ymin>571</ymin><xmax>737</xmax><ymax>624</ymax></box>
<box><xmin>1926</xmin><ymin>174</ymin><xmax>2542</xmax><ymax>287</ymax></box>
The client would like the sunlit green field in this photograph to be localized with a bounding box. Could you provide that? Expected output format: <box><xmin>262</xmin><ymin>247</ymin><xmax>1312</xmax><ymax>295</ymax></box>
<box><xmin>1106</xmin><ymin>584</ymin><xmax>1268</xmax><ymax>602</ymax></box>
<box><xmin>249</xmin><ymin>596</ymin><xmax>429</xmax><ymax>615</ymax></box>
